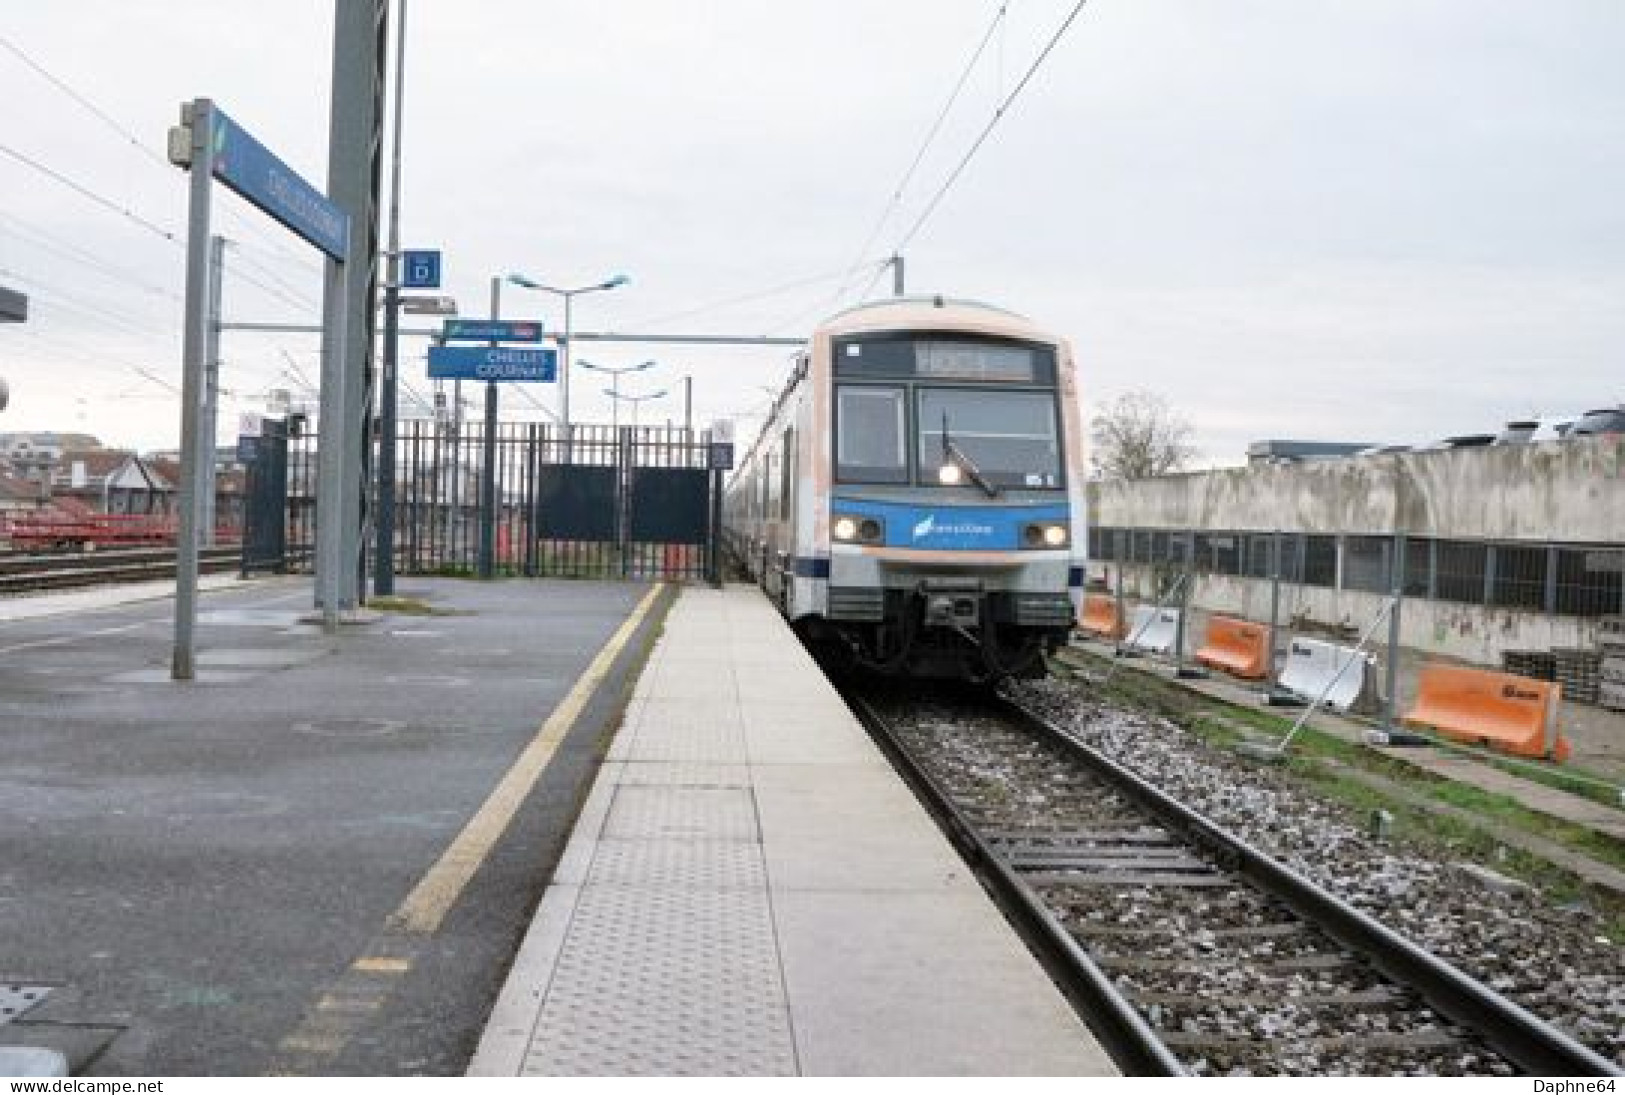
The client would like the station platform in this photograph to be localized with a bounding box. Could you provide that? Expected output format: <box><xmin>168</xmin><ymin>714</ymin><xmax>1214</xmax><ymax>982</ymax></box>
<box><xmin>2</xmin><ymin>575</ymin><xmax>1115</xmax><ymax>1075</ymax></box>
<box><xmin>469</xmin><ymin>586</ymin><xmax>1116</xmax><ymax>1076</ymax></box>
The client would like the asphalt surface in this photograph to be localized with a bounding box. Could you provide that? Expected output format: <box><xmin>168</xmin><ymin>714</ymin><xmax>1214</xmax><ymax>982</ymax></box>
<box><xmin>0</xmin><ymin>576</ymin><xmax>664</xmax><ymax>1075</ymax></box>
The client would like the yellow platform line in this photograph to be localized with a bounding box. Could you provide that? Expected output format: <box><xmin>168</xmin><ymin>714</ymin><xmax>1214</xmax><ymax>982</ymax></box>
<box><xmin>388</xmin><ymin>582</ymin><xmax>665</xmax><ymax>936</ymax></box>
<box><xmin>351</xmin><ymin>956</ymin><xmax>412</xmax><ymax>974</ymax></box>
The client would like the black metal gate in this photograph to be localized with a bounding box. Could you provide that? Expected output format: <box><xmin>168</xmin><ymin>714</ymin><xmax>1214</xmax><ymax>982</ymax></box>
<box><xmin>240</xmin><ymin>416</ymin><xmax>319</xmax><ymax>575</ymax></box>
<box><xmin>386</xmin><ymin>420</ymin><xmax>717</xmax><ymax>580</ymax></box>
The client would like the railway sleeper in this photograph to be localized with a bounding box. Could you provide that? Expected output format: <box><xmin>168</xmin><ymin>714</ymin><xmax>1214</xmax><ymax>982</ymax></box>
<box><xmin>1097</xmin><ymin>953</ymin><xmax>1357</xmax><ymax>973</ymax></box>
<box><xmin>1155</xmin><ymin>1030</ymin><xmax>1466</xmax><ymax>1052</ymax></box>
<box><xmin>1066</xmin><ymin>921</ymin><xmax>1309</xmax><ymax>941</ymax></box>
<box><xmin>982</xmin><ymin>826</ymin><xmax>1172</xmax><ymax>844</ymax></box>
<box><xmin>1027</xmin><ymin>870</ymin><xmax>1231</xmax><ymax>887</ymax></box>
<box><xmin>1127</xmin><ymin>988</ymin><xmax>1405</xmax><ymax>1008</ymax></box>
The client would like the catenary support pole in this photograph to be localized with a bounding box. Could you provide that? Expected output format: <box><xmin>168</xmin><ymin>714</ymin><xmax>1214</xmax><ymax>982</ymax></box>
<box><xmin>376</xmin><ymin>0</ymin><xmax>409</xmax><ymax>597</ymax></box>
<box><xmin>171</xmin><ymin>99</ymin><xmax>216</xmax><ymax>680</ymax></box>
<box><xmin>199</xmin><ymin>234</ymin><xmax>225</xmax><ymax>548</ymax></box>
<box><xmin>478</xmin><ymin>275</ymin><xmax>499</xmax><ymax>579</ymax></box>
<box><xmin>1383</xmin><ymin>530</ymin><xmax>1407</xmax><ymax>733</ymax></box>
<box><xmin>1266</xmin><ymin>528</ymin><xmax>1283</xmax><ymax>689</ymax></box>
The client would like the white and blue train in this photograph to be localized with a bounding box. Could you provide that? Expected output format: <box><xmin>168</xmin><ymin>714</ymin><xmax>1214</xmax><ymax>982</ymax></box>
<box><xmin>723</xmin><ymin>296</ymin><xmax>1088</xmax><ymax>680</ymax></box>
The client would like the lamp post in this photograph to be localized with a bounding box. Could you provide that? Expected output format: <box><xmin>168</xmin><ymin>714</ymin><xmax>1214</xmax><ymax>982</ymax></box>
<box><xmin>504</xmin><ymin>272</ymin><xmax>629</xmax><ymax>428</ymax></box>
<box><xmin>606</xmin><ymin>387</ymin><xmax>667</xmax><ymax>432</ymax></box>
<box><xmin>375</xmin><ymin>0</ymin><xmax>410</xmax><ymax>597</ymax></box>
<box><xmin>580</xmin><ymin>359</ymin><xmax>654</xmax><ymax>431</ymax></box>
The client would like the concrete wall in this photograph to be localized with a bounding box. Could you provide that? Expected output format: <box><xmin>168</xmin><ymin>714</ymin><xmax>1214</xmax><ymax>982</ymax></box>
<box><xmin>1106</xmin><ymin>570</ymin><xmax>1601</xmax><ymax>666</ymax></box>
<box><xmin>1088</xmin><ymin>436</ymin><xmax>1625</xmax><ymax>666</ymax></box>
<box><xmin>1091</xmin><ymin>435</ymin><xmax>1625</xmax><ymax>542</ymax></box>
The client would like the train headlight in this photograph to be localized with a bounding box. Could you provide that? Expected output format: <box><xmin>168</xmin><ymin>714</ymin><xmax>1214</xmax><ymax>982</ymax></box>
<box><xmin>937</xmin><ymin>463</ymin><xmax>963</xmax><ymax>486</ymax></box>
<box><xmin>1023</xmin><ymin>522</ymin><xmax>1069</xmax><ymax>548</ymax></box>
<box><xmin>832</xmin><ymin>513</ymin><xmax>884</xmax><ymax>544</ymax></box>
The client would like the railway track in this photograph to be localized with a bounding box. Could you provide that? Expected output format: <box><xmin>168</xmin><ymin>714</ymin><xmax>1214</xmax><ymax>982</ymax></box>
<box><xmin>850</xmin><ymin>682</ymin><xmax>1622</xmax><ymax>1077</ymax></box>
<box><xmin>0</xmin><ymin>546</ymin><xmax>241</xmax><ymax>595</ymax></box>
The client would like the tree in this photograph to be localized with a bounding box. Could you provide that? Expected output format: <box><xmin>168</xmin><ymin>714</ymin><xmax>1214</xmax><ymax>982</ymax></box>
<box><xmin>1089</xmin><ymin>390</ymin><xmax>1195</xmax><ymax>480</ymax></box>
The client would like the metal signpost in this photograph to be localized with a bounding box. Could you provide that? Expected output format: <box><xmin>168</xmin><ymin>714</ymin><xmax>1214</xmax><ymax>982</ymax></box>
<box><xmin>707</xmin><ymin>419</ymin><xmax>735</xmax><ymax>587</ymax></box>
<box><xmin>429</xmin><ymin>292</ymin><xmax>557</xmax><ymax>578</ymax></box>
<box><xmin>168</xmin><ymin>98</ymin><xmax>351</xmax><ymax>676</ymax></box>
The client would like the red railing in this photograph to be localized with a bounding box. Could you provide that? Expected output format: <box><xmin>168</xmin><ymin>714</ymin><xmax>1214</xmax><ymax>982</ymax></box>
<box><xmin>3</xmin><ymin>513</ymin><xmax>180</xmax><ymax>551</ymax></box>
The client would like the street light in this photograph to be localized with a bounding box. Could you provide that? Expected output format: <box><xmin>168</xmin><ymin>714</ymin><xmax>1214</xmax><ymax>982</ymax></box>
<box><xmin>605</xmin><ymin>386</ymin><xmax>667</xmax><ymax>431</ymax></box>
<box><xmin>505</xmin><ymin>271</ymin><xmax>630</xmax><ymax>428</ymax></box>
<box><xmin>580</xmin><ymin>359</ymin><xmax>655</xmax><ymax>431</ymax></box>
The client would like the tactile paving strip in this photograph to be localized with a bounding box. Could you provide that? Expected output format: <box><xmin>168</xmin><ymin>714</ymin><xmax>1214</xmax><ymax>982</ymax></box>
<box><xmin>524</xmin><ymin>876</ymin><xmax>794</xmax><ymax>1075</ymax></box>
<box><xmin>587</xmin><ymin>839</ymin><xmax>767</xmax><ymax>891</ymax></box>
<box><xmin>616</xmin><ymin>762</ymin><xmax>751</xmax><ymax>788</ymax></box>
<box><xmin>601</xmin><ymin>786</ymin><xmax>759</xmax><ymax>842</ymax></box>
<box><xmin>0</xmin><ymin>984</ymin><xmax>51</xmax><ymax>1026</ymax></box>
<box><xmin>521</xmin><ymin>784</ymin><xmax>796</xmax><ymax>1076</ymax></box>
<box><xmin>624</xmin><ymin>717</ymin><xmax>747</xmax><ymax>765</ymax></box>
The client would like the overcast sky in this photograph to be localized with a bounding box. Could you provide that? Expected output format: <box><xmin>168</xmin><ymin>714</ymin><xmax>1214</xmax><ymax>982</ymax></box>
<box><xmin>2</xmin><ymin>1</ymin><xmax>1621</xmax><ymax>462</ymax></box>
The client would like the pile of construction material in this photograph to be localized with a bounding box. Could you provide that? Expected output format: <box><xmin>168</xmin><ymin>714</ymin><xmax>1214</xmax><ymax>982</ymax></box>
<box><xmin>1601</xmin><ymin>617</ymin><xmax>1625</xmax><ymax>712</ymax></box>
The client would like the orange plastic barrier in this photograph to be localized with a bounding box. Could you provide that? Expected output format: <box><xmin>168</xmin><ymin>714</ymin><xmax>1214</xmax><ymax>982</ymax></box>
<box><xmin>1078</xmin><ymin>594</ymin><xmax>1125</xmax><ymax>639</ymax></box>
<box><xmin>1402</xmin><ymin>664</ymin><xmax>1570</xmax><ymax>762</ymax></box>
<box><xmin>1195</xmin><ymin>615</ymin><xmax>1270</xmax><ymax>680</ymax></box>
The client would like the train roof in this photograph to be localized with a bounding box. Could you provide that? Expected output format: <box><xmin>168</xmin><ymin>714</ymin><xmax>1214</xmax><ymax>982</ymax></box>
<box><xmin>815</xmin><ymin>296</ymin><xmax>1051</xmax><ymax>341</ymax></box>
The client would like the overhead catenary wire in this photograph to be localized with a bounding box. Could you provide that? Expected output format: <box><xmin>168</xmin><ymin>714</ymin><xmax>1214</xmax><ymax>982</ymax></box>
<box><xmin>8</xmin><ymin>325</ymin><xmax>175</xmax><ymax>384</ymax></box>
<box><xmin>0</xmin><ymin>265</ymin><xmax>175</xmax><ymax>340</ymax></box>
<box><xmin>0</xmin><ymin>32</ymin><xmax>171</xmax><ymax>170</ymax></box>
<box><xmin>890</xmin><ymin>0</ymin><xmax>1091</xmax><ymax>257</ymax></box>
<box><xmin>0</xmin><ymin>140</ymin><xmax>181</xmax><ymax>245</ymax></box>
<box><xmin>827</xmin><ymin>2</ymin><xmax>1011</xmax><ymax>308</ymax></box>
<box><xmin>0</xmin><ymin>211</ymin><xmax>182</xmax><ymax>302</ymax></box>
<box><xmin>763</xmin><ymin>258</ymin><xmax>890</xmax><ymax>336</ymax></box>
<box><xmin>617</xmin><ymin>263</ymin><xmax>877</xmax><ymax>333</ymax></box>
<box><xmin>0</xmin><ymin>30</ymin><xmax>327</xmax><ymax>274</ymax></box>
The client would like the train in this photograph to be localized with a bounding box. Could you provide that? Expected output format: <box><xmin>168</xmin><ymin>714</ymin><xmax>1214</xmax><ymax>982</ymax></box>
<box><xmin>723</xmin><ymin>295</ymin><xmax>1087</xmax><ymax>680</ymax></box>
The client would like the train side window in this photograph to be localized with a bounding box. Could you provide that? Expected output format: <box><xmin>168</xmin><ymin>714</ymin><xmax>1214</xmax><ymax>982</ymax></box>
<box><xmin>779</xmin><ymin>426</ymin><xmax>795</xmax><ymax>520</ymax></box>
<box><xmin>836</xmin><ymin>386</ymin><xmax>908</xmax><ymax>484</ymax></box>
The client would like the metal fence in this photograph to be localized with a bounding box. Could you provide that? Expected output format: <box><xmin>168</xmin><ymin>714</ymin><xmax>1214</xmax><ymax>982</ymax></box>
<box><xmin>1090</xmin><ymin>526</ymin><xmax>1625</xmax><ymax>618</ymax></box>
<box><xmin>247</xmin><ymin>419</ymin><xmax>718</xmax><ymax>582</ymax></box>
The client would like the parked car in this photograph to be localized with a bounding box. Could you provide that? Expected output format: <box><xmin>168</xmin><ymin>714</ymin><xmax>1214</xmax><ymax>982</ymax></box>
<box><xmin>1415</xmin><ymin>433</ymin><xmax>1496</xmax><ymax>452</ymax></box>
<box><xmin>1493</xmin><ymin>420</ymin><xmax>1538</xmax><ymax>445</ymax></box>
<box><xmin>1528</xmin><ymin>414</ymin><xmax>1580</xmax><ymax>442</ymax></box>
<box><xmin>1569</xmin><ymin>406</ymin><xmax>1625</xmax><ymax>438</ymax></box>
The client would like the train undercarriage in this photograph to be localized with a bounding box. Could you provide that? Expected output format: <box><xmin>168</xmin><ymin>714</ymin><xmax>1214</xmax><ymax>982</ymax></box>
<box><xmin>800</xmin><ymin>583</ymin><xmax>1072</xmax><ymax>682</ymax></box>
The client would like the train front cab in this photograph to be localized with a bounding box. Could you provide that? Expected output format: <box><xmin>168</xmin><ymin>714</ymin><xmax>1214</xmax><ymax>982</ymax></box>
<box><xmin>794</xmin><ymin>303</ymin><xmax>1088</xmax><ymax>680</ymax></box>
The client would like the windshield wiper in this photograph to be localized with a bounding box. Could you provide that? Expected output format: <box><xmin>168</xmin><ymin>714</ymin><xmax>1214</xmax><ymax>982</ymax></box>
<box><xmin>942</xmin><ymin>413</ymin><xmax>1000</xmax><ymax>499</ymax></box>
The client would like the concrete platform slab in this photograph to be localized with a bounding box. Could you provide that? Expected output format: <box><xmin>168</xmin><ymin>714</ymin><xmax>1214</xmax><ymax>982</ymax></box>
<box><xmin>774</xmin><ymin>888</ymin><xmax>1107</xmax><ymax>1075</ymax></box>
<box><xmin>472</xmin><ymin>585</ymin><xmax>1117</xmax><ymax>1077</ymax></box>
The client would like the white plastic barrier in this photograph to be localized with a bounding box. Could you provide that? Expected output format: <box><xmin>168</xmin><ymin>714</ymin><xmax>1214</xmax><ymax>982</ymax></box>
<box><xmin>1279</xmin><ymin>637</ymin><xmax>1379</xmax><ymax>713</ymax></box>
<box><xmin>1125</xmin><ymin>606</ymin><xmax>1181</xmax><ymax>655</ymax></box>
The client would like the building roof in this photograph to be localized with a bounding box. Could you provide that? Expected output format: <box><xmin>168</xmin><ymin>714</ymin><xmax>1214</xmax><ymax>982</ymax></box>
<box><xmin>54</xmin><ymin>449</ymin><xmax>136</xmax><ymax>483</ymax></box>
<box><xmin>0</xmin><ymin>470</ymin><xmax>40</xmax><ymax>502</ymax></box>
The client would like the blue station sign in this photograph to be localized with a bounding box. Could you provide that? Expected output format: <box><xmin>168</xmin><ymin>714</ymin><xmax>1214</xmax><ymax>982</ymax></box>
<box><xmin>428</xmin><ymin>345</ymin><xmax>557</xmax><ymax>383</ymax></box>
<box><xmin>402</xmin><ymin>249</ymin><xmax>442</xmax><ymax>289</ymax></box>
<box><xmin>441</xmin><ymin>319</ymin><xmax>545</xmax><ymax>343</ymax></box>
<box><xmin>209</xmin><ymin>107</ymin><xmax>349</xmax><ymax>260</ymax></box>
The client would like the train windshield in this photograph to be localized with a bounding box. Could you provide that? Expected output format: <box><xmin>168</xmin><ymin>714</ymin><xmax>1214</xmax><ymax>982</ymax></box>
<box><xmin>917</xmin><ymin>388</ymin><xmax>1062</xmax><ymax>489</ymax></box>
<box><xmin>836</xmin><ymin>386</ymin><xmax>910</xmax><ymax>483</ymax></box>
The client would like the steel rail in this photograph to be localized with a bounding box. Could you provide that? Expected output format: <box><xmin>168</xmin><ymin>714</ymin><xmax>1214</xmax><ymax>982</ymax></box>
<box><xmin>0</xmin><ymin>546</ymin><xmax>241</xmax><ymax>594</ymax></box>
<box><xmin>1003</xmin><ymin>696</ymin><xmax>1623</xmax><ymax>1078</ymax></box>
<box><xmin>847</xmin><ymin>690</ymin><xmax>1188</xmax><ymax>1077</ymax></box>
